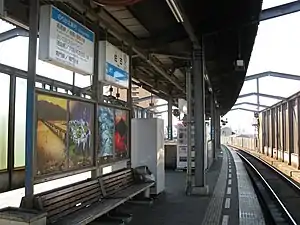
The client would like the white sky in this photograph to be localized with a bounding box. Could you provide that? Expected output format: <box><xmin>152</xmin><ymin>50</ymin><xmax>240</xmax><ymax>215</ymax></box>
<box><xmin>225</xmin><ymin>0</ymin><xmax>300</xmax><ymax>134</ymax></box>
<box><xmin>0</xmin><ymin>0</ymin><xmax>299</xmax><ymax>134</ymax></box>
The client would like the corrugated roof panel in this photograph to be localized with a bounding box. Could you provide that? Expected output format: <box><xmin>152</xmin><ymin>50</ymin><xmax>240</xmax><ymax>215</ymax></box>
<box><xmin>105</xmin><ymin>6</ymin><xmax>149</xmax><ymax>38</ymax></box>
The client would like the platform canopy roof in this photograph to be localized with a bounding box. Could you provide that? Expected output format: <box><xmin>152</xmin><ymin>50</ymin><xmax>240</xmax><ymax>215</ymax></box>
<box><xmin>3</xmin><ymin>0</ymin><xmax>263</xmax><ymax>114</ymax></box>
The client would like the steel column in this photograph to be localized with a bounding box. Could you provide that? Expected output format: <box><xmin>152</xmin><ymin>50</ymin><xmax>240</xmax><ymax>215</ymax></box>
<box><xmin>297</xmin><ymin>97</ymin><xmax>300</xmax><ymax>169</ymax></box>
<box><xmin>127</xmin><ymin>47</ymin><xmax>133</xmax><ymax>166</ymax></box>
<box><xmin>215</xmin><ymin>110</ymin><xmax>221</xmax><ymax>150</ymax></box>
<box><xmin>7</xmin><ymin>75</ymin><xmax>16</xmax><ymax>189</ymax></box>
<box><xmin>281</xmin><ymin>104</ymin><xmax>285</xmax><ymax>162</ymax></box>
<box><xmin>276</xmin><ymin>107</ymin><xmax>279</xmax><ymax>160</ymax></box>
<box><xmin>210</xmin><ymin>94</ymin><xmax>216</xmax><ymax>159</ymax></box>
<box><xmin>271</xmin><ymin>109</ymin><xmax>275</xmax><ymax>158</ymax></box>
<box><xmin>91</xmin><ymin>28</ymin><xmax>100</xmax><ymax>178</ymax></box>
<box><xmin>288</xmin><ymin>101</ymin><xmax>293</xmax><ymax>165</ymax></box>
<box><xmin>0</xmin><ymin>0</ymin><xmax>4</xmax><ymax>16</ymax></box>
<box><xmin>24</xmin><ymin>0</ymin><xmax>39</xmax><ymax>208</ymax></box>
<box><xmin>192</xmin><ymin>47</ymin><xmax>206</xmax><ymax>188</ymax></box>
<box><xmin>186</xmin><ymin>67</ymin><xmax>192</xmax><ymax>195</ymax></box>
<box><xmin>256</xmin><ymin>78</ymin><xmax>260</xmax><ymax>111</ymax></box>
<box><xmin>168</xmin><ymin>98</ymin><xmax>173</xmax><ymax>140</ymax></box>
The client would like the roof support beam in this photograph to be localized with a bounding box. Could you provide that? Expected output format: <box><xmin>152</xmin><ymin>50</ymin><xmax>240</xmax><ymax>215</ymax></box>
<box><xmin>234</xmin><ymin>102</ymin><xmax>269</xmax><ymax>108</ymax></box>
<box><xmin>0</xmin><ymin>28</ymin><xmax>28</xmax><ymax>43</ymax></box>
<box><xmin>260</xmin><ymin>1</ymin><xmax>300</xmax><ymax>22</ymax></box>
<box><xmin>230</xmin><ymin>108</ymin><xmax>258</xmax><ymax>113</ymax></box>
<box><xmin>245</xmin><ymin>71</ymin><xmax>300</xmax><ymax>81</ymax></box>
<box><xmin>133</xmin><ymin>95</ymin><xmax>159</xmax><ymax>103</ymax></box>
<box><xmin>238</xmin><ymin>92</ymin><xmax>286</xmax><ymax>101</ymax></box>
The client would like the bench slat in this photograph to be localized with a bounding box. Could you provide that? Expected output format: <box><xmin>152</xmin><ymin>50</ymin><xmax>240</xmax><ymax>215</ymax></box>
<box><xmin>108</xmin><ymin>182</ymin><xmax>154</xmax><ymax>200</ymax></box>
<box><xmin>52</xmin><ymin>198</ymin><xmax>127</xmax><ymax>225</ymax></box>
<box><xmin>48</xmin><ymin>192</ymin><xmax>101</xmax><ymax>223</ymax></box>
<box><xmin>42</xmin><ymin>183</ymin><xmax>100</xmax><ymax>207</ymax></box>
<box><xmin>102</xmin><ymin>169</ymin><xmax>131</xmax><ymax>181</ymax></box>
<box><xmin>39</xmin><ymin>179</ymin><xmax>99</xmax><ymax>201</ymax></box>
<box><xmin>45</xmin><ymin>187</ymin><xmax>101</xmax><ymax>212</ymax></box>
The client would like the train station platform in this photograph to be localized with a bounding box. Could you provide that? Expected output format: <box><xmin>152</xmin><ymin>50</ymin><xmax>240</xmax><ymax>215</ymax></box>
<box><xmin>106</xmin><ymin>146</ymin><xmax>265</xmax><ymax>225</ymax></box>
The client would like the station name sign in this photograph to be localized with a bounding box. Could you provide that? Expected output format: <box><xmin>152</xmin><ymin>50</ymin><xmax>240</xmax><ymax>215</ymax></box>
<box><xmin>98</xmin><ymin>41</ymin><xmax>129</xmax><ymax>89</ymax></box>
<box><xmin>39</xmin><ymin>5</ymin><xmax>95</xmax><ymax>75</ymax></box>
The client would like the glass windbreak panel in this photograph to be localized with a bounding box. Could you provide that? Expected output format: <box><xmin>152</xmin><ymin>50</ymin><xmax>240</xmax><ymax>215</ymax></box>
<box><xmin>0</xmin><ymin>73</ymin><xmax>10</xmax><ymax>170</ymax></box>
<box><xmin>14</xmin><ymin>78</ymin><xmax>27</xmax><ymax>168</ymax></box>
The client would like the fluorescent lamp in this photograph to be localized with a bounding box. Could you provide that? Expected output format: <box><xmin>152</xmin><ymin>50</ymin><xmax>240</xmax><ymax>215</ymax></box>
<box><xmin>166</xmin><ymin>0</ymin><xmax>184</xmax><ymax>23</ymax></box>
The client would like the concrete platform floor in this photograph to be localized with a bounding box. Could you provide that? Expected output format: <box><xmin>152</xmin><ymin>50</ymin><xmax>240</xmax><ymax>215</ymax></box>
<box><xmin>119</xmin><ymin>146</ymin><xmax>265</xmax><ymax>225</ymax></box>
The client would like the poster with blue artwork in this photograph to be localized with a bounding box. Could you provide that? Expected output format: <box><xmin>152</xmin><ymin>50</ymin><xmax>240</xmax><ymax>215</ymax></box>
<box><xmin>98</xmin><ymin>106</ymin><xmax>114</xmax><ymax>158</ymax></box>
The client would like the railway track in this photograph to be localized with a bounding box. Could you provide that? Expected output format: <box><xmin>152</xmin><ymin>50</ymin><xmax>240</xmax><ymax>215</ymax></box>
<box><xmin>235</xmin><ymin>148</ymin><xmax>300</xmax><ymax>225</ymax></box>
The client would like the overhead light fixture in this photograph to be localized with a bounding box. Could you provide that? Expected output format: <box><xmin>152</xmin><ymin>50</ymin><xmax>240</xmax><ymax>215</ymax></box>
<box><xmin>204</xmin><ymin>74</ymin><xmax>209</xmax><ymax>81</ymax></box>
<box><xmin>166</xmin><ymin>0</ymin><xmax>184</xmax><ymax>23</ymax></box>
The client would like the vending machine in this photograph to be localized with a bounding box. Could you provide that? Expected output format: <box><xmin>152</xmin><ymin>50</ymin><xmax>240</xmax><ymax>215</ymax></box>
<box><xmin>176</xmin><ymin>122</ymin><xmax>210</xmax><ymax>170</ymax></box>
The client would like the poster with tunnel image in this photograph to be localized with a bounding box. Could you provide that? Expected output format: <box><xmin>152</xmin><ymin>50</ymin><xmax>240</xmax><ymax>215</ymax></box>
<box><xmin>36</xmin><ymin>93</ymin><xmax>94</xmax><ymax>176</ymax></box>
<box><xmin>114</xmin><ymin>109</ymin><xmax>129</xmax><ymax>159</ymax></box>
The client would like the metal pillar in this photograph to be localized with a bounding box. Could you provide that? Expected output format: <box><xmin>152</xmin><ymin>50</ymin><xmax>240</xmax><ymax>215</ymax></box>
<box><xmin>91</xmin><ymin>28</ymin><xmax>100</xmax><ymax>178</ymax></box>
<box><xmin>288</xmin><ymin>101</ymin><xmax>292</xmax><ymax>165</ymax></box>
<box><xmin>256</xmin><ymin>78</ymin><xmax>260</xmax><ymax>111</ymax></box>
<box><xmin>297</xmin><ymin>97</ymin><xmax>300</xmax><ymax>169</ymax></box>
<box><xmin>186</xmin><ymin>67</ymin><xmax>192</xmax><ymax>195</ymax></box>
<box><xmin>192</xmin><ymin>46</ymin><xmax>208</xmax><ymax>194</ymax></box>
<box><xmin>215</xmin><ymin>109</ymin><xmax>220</xmax><ymax>150</ymax></box>
<box><xmin>24</xmin><ymin>0</ymin><xmax>39</xmax><ymax>208</ymax></box>
<box><xmin>210</xmin><ymin>94</ymin><xmax>216</xmax><ymax>159</ymax></box>
<box><xmin>168</xmin><ymin>98</ymin><xmax>173</xmax><ymax>140</ymax></box>
<box><xmin>0</xmin><ymin>0</ymin><xmax>4</xmax><ymax>16</ymax></box>
<box><xmin>127</xmin><ymin>47</ymin><xmax>133</xmax><ymax>166</ymax></box>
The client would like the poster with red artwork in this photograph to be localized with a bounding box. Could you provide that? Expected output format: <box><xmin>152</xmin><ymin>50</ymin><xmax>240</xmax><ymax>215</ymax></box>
<box><xmin>114</xmin><ymin>109</ymin><xmax>128</xmax><ymax>158</ymax></box>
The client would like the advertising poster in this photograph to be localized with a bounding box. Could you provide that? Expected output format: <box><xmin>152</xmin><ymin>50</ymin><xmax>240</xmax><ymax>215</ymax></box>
<box><xmin>36</xmin><ymin>94</ymin><xmax>94</xmax><ymax>176</ymax></box>
<box><xmin>114</xmin><ymin>109</ymin><xmax>128</xmax><ymax>158</ymax></box>
<box><xmin>68</xmin><ymin>100</ymin><xmax>93</xmax><ymax>169</ymax></box>
<box><xmin>36</xmin><ymin>94</ymin><xmax>68</xmax><ymax>175</ymax></box>
<box><xmin>98</xmin><ymin>106</ymin><xmax>114</xmax><ymax>160</ymax></box>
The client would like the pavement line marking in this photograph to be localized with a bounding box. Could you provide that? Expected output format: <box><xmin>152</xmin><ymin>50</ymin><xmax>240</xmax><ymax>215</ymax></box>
<box><xmin>229</xmin><ymin>165</ymin><xmax>231</xmax><ymax>169</ymax></box>
<box><xmin>227</xmin><ymin>187</ymin><xmax>231</xmax><ymax>195</ymax></box>
<box><xmin>228</xmin><ymin>173</ymin><xmax>232</xmax><ymax>178</ymax></box>
<box><xmin>228</xmin><ymin>179</ymin><xmax>232</xmax><ymax>185</ymax></box>
<box><xmin>229</xmin><ymin>169</ymin><xmax>232</xmax><ymax>173</ymax></box>
<box><xmin>222</xmin><ymin>215</ymin><xmax>229</xmax><ymax>225</ymax></box>
<box><xmin>224</xmin><ymin>198</ymin><xmax>231</xmax><ymax>209</ymax></box>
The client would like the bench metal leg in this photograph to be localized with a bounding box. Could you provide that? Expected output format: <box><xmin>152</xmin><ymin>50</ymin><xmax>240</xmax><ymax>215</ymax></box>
<box><xmin>127</xmin><ymin>188</ymin><xmax>154</xmax><ymax>205</ymax></box>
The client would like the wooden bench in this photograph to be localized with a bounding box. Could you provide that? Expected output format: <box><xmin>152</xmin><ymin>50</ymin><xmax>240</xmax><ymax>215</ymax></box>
<box><xmin>21</xmin><ymin>168</ymin><xmax>154</xmax><ymax>225</ymax></box>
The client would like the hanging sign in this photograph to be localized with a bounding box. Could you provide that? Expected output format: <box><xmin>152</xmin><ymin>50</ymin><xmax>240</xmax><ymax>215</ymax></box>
<box><xmin>98</xmin><ymin>41</ymin><xmax>129</xmax><ymax>89</ymax></box>
<box><xmin>38</xmin><ymin>5</ymin><xmax>95</xmax><ymax>75</ymax></box>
